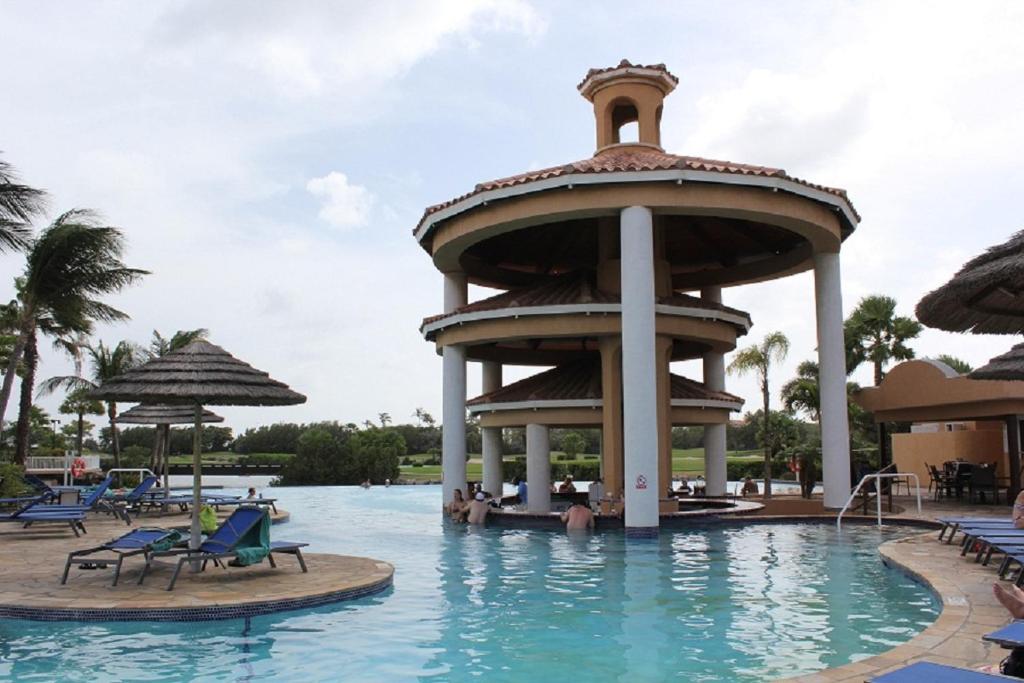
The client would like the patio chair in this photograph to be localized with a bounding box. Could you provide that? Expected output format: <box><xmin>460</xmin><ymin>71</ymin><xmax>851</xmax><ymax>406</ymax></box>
<box><xmin>137</xmin><ymin>506</ymin><xmax>308</xmax><ymax>590</ymax></box>
<box><xmin>0</xmin><ymin>496</ymin><xmax>87</xmax><ymax>536</ymax></box>
<box><xmin>867</xmin><ymin>660</ymin><xmax>1012</xmax><ymax>681</ymax></box>
<box><xmin>969</xmin><ymin>463</ymin><xmax>1007</xmax><ymax>504</ymax></box>
<box><xmin>927</xmin><ymin>464</ymin><xmax>954</xmax><ymax>501</ymax></box>
<box><xmin>61</xmin><ymin>527</ymin><xmax>188</xmax><ymax>586</ymax></box>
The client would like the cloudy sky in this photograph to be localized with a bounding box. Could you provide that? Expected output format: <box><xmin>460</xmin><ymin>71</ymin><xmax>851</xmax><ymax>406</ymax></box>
<box><xmin>1</xmin><ymin>1</ymin><xmax>1023</xmax><ymax>435</ymax></box>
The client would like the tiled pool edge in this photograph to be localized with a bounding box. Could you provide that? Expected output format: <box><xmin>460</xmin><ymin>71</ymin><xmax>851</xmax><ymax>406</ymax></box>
<box><xmin>0</xmin><ymin>567</ymin><xmax>393</xmax><ymax>622</ymax></box>
<box><xmin>779</xmin><ymin>528</ymin><xmax>1010</xmax><ymax>683</ymax></box>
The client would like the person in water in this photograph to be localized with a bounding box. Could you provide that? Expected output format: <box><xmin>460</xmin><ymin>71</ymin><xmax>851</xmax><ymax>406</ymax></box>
<box><xmin>466</xmin><ymin>492</ymin><xmax>489</xmax><ymax>525</ymax></box>
<box><xmin>741</xmin><ymin>477</ymin><xmax>759</xmax><ymax>496</ymax></box>
<box><xmin>447</xmin><ymin>489</ymin><xmax>469</xmax><ymax>522</ymax></box>
<box><xmin>561</xmin><ymin>501</ymin><xmax>595</xmax><ymax>531</ymax></box>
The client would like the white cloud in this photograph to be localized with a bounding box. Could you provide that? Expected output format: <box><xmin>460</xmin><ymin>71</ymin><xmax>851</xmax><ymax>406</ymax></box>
<box><xmin>151</xmin><ymin>0</ymin><xmax>547</xmax><ymax>98</ymax></box>
<box><xmin>306</xmin><ymin>172</ymin><xmax>375</xmax><ymax>230</ymax></box>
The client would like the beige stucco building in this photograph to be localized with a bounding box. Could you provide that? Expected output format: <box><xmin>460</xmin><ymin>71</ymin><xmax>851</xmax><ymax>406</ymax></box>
<box><xmin>416</xmin><ymin>61</ymin><xmax>860</xmax><ymax>534</ymax></box>
<box><xmin>854</xmin><ymin>358</ymin><xmax>1024</xmax><ymax>494</ymax></box>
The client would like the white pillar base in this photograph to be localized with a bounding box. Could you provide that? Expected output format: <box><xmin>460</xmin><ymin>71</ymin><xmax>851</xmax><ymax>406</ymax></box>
<box><xmin>526</xmin><ymin>424</ymin><xmax>551</xmax><ymax>514</ymax></box>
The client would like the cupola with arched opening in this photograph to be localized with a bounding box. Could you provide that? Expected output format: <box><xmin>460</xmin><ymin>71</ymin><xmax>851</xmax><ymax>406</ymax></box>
<box><xmin>577</xmin><ymin>59</ymin><xmax>678</xmax><ymax>153</ymax></box>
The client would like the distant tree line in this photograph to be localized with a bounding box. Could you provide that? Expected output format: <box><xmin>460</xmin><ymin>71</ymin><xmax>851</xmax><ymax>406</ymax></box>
<box><xmin>104</xmin><ymin>425</ymin><xmax>234</xmax><ymax>455</ymax></box>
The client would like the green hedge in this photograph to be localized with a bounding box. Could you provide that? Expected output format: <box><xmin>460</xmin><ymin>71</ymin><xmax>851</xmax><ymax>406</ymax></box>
<box><xmin>503</xmin><ymin>459</ymin><xmax>600</xmax><ymax>483</ymax></box>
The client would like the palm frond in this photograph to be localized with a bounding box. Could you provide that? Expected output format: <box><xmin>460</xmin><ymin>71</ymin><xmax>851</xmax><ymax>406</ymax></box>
<box><xmin>37</xmin><ymin>374</ymin><xmax>94</xmax><ymax>398</ymax></box>
<box><xmin>0</xmin><ymin>156</ymin><xmax>47</xmax><ymax>252</ymax></box>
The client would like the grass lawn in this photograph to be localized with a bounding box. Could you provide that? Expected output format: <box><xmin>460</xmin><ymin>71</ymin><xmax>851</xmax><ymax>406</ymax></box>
<box><xmin>166</xmin><ymin>451</ymin><xmax>294</xmax><ymax>465</ymax></box>
<box><xmin>398</xmin><ymin>449</ymin><xmax>765</xmax><ymax>481</ymax></box>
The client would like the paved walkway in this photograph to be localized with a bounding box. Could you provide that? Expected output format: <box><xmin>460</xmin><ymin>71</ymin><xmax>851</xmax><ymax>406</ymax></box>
<box><xmin>0</xmin><ymin>507</ymin><xmax>393</xmax><ymax>621</ymax></box>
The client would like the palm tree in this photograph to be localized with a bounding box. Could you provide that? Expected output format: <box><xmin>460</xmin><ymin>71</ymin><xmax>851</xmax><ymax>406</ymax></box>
<box><xmin>39</xmin><ymin>340</ymin><xmax>141</xmax><ymax>469</ymax></box>
<box><xmin>58</xmin><ymin>389</ymin><xmax>104</xmax><ymax>458</ymax></box>
<box><xmin>0</xmin><ymin>156</ymin><xmax>46</xmax><ymax>252</ymax></box>
<box><xmin>936</xmin><ymin>354</ymin><xmax>973</xmax><ymax>375</ymax></box>
<box><xmin>781</xmin><ymin>360</ymin><xmax>821</xmax><ymax>423</ymax></box>
<box><xmin>728</xmin><ymin>331</ymin><xmax>790</xmax><ymax>497</ymax></box>
<box><xmin>781</xmin><ymin>359</ymin><xmax>865</xmax><ymax>426</ymax></box>
<box><xmin>0</xmin><ymin>210</ymin><xmax>148</xmax><ymax>432</ymax></box>
<box><xmin>149</xmin><ymin>328</ymin><xmax>208</xmax><ymax>359</ymax></box>
<box><xmin>844</xmin><ymin>295</ymin><xmax>923</xmax><ymax>386</ymax></box>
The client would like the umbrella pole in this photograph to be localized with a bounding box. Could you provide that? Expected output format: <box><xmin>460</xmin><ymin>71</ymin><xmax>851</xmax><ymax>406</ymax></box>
<box><xmin>190</xmin><ymin>403</ymin><xmax>202</xmax><ymax>571</ymax></box>
<box><xmin>162</xmin><ymin>424</ymin><xmax>170</xmax><ymax>499</ymax></box>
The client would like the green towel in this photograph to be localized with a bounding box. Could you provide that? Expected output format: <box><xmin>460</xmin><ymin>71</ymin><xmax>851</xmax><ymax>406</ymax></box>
<box><xmin>150</xmin><ymin>529</ymin><xmax>184</xmax><ymax>552</ymax></box>
<box><xmin>232</xmin><ymin>512</ymin><xmax>271</xmax><ymax>567</ymax></box>
<box><xmin>199</xmin><ymin>505</ymin><xmax>219</xmax><ymax>534</ymax></box>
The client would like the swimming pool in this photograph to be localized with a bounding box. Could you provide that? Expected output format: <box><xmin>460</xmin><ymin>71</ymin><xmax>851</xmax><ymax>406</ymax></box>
<box><xmin>0</xmin><ymin>485</ymin><xmax>939</xmax><ymax>682</ymax></box>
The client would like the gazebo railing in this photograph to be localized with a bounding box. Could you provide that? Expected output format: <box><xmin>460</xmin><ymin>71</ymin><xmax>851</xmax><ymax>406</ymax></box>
<box><xmin>837</xmin><ymin>473</ymin><xmax>922</xmax><ymax>529</ymax></box>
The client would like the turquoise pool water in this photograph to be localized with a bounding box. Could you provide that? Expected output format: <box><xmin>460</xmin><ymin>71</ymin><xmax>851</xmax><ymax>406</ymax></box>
<box><xmin>0</xmin><ymin>485</ymin><xmax>938</xmax><ymax>682</ymax></box>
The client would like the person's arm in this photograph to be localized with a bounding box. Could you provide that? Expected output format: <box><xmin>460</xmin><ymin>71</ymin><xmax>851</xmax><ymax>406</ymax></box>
<box><xmin>560</xmin><ymin>510</ymin><xmax>569</xmax><ymax>523</ymax></box>
<box><xmin>587</xmin><ymin>513</ymin><xmax>595</xmax><ymax>529</ymax></box>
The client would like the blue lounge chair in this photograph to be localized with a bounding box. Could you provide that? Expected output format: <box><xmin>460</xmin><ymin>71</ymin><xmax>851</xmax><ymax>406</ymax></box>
<box><xmin>0</xmin><ymin>497</ymin><xmax>87</xmax><ymax>536</ymax></box>
<box><xmin>113</xmin><ymin>476</ymin><xmax>159</xmax><ymax>516</ymax></box>
<box><xmin>937</xmin><ymin>517</ymin><xmax>1010</xmax><ymax>541</ymax></box>
<box><xmin>138</xmin><ymin>506</ymin><xmax>308</xmax><ymax>590</ymax></box>
<box><xmin>939</xmin><ymin>518</ymin><xmax>1014</xmax><ymax>543</ymax></box>
<box><xmin>867</xmin><ymin>661</ymin><xmax>1014</xmax><ymax>681</ymax></box>
<box><xmin>22</xmin><ymin>477</ymin><xmax>125</xmax><ymax>525</ymax></box>
<box><xmin>140</xmin><ymin>492</ymin><xmax>276</xmax><ymax>516</ymax></box>
<box><xmin>961</xmin><ymin>532</ymin><xmax>1024</xmax><ymax>561</ymax></box>
<box><xmin>984</xmin><ymin>621</ymin><xmax>1024</xmax><ymax>648</ymax></box>
<box><xmin>62</xmin><ymin>527</ymin><xmax>188</xmax><ymax>586</ymax></box>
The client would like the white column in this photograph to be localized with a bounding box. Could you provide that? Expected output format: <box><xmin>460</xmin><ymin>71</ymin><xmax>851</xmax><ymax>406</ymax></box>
<box><xmin>620</xmin><ymin>206</ymin><xmax>659</xmax><ymax>533</ymax></box>
<box><xmin>814</xmin><ymin>252</ymin><xmax>852</xmax><ymax>508</ymax></box>
<box><xmin>441</xmin><ymin>272</ymin><xmax>468</xmax><ymax>508</ymax></box>
<box><xmin>481</xmin><ymin>359</ymin><xmax>504</xmax><ymax>497</ymax></box>
<box><xmin>526</xmin><ymin>423</ymin><xmax>551</xmax><ymax>514</ymax></box>
<box><xmin>701</xmin><ymin>285</ymin><xmax>728</xmax><ymax>497</ymax></box>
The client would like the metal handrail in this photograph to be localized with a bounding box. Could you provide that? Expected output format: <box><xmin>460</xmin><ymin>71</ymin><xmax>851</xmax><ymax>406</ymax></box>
<box><xmin>836</xmin><ymin>472</ymin><xmax>922</xmax><ymax>529</ymax></box>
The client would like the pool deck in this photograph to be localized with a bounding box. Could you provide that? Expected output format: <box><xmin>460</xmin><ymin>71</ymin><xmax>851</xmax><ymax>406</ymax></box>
<box><xmin>0</xmin><ymin>507</ymin><xmax>393</xmax><ymax>622</ymax></box>
<box><xmin>779</xmin><ymin>495</ymin><xmax>1016</xmax><ymax>682</ymax></box>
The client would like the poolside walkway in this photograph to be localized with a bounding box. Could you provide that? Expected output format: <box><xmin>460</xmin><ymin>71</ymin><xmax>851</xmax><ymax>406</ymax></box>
<box><xmin>0</xmin><ymin>508</ymin><xmax>393</xmax><ymax>621</ymax></box>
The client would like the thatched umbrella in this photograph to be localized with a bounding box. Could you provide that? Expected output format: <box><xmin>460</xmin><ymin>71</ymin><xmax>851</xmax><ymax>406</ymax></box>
<box><xmin>90</xmin><ymin>340</ymin><xmax>305</xmax><ymax>555</ymax></box>
<box><xmin>917</xmin><ymin>233</ymin><xmax>1024</xmax><ymax>496</ymax></box>
<box><xmin>917</xmin><ymin>230</ymin><xmax>1024</xmax><ymax>334</ymax></box>
<box><xmin>968</xmin><ymin>343</ymin><xmax>1024</xmax><ymax>381</ymax></box>
<box><xmin>116</xmin><ymin>404</ymin><xmax>225</xmax><ymax>497</ymax></box>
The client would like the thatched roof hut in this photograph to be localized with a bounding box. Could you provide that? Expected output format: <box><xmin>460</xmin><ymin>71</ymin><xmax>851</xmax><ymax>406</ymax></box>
<box><xmin>917</xmin><ymin>230</ymin><xmax>1024</xmax><ymax>334</ymax></box>
<box><xmin>90</xmin><ymin>340</ymin><xmax>306</xmax><ymax>406</ymax></box>
<box><xmin>970</xmin><ymin>343</ymin><xmax>1024</xmax><ymax>381</ymax></box>
<box><xmin>116</xmin><ymin>404</ymin><xmax>225</xmax><ymax>425</ymax></box>
<box><xmin>116</xmin><ymin>404</ymin><xmax>226</xmax><ymax>496</ymax></box>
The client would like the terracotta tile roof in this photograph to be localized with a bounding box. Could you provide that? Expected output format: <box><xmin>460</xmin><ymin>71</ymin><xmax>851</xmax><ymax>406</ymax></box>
<box><xmin>467</xmin><ymin>359</ymin><xmax>742</xmax><ymax>406</ymax></box>
<box><xmin>421</xmin><ymin>270</ymin><xmax>752</xmax><ymax>332</ymax></box>
<box><xmin>416</xmin><ymin>148</ymin><xmax>858</xmax><ymax>237</ymax></box>
<box><xmin>576</xmin><ymin>59</ymin><xmax>679</xmax><ymax>91</ymax></box>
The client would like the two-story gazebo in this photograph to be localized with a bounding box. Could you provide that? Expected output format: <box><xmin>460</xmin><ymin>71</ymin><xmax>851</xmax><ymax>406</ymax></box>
<box><xmin>416</xmin><ymin>61</ymin><xmax>859</xmax><ymax>534</ymax></box>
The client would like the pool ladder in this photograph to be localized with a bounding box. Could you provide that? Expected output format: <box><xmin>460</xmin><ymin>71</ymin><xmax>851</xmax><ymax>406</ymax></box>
<box><xmin>836</xmin><ymin>472</ymin><xmax>922</xmax><ymax>529</ymax></box>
